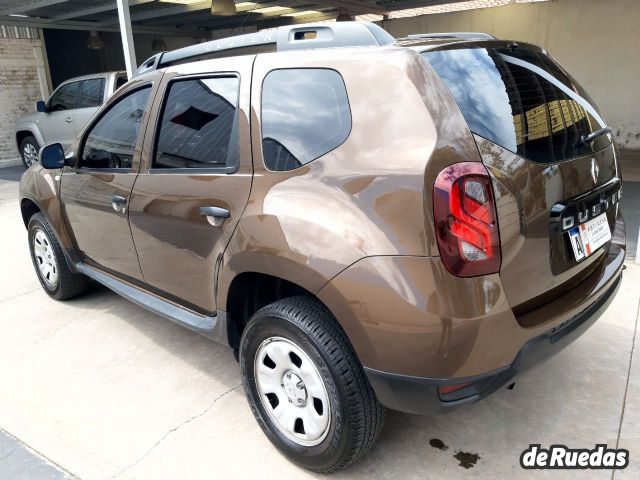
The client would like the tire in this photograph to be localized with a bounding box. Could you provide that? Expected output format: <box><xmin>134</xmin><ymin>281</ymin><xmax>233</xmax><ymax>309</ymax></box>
<box><xmin>20</xmin><ymin>135</ymin><xmax>40</xmax><ymax>168</ymax></box>
<box><xmin>28</xmin><ymin>213</ymin><xmax>89</xmax><ymax>300</ymax></box>
<box><xmin>240</xmin><ymin>296</ymin><xmax>385</xmax><ymax>473</ymax></box>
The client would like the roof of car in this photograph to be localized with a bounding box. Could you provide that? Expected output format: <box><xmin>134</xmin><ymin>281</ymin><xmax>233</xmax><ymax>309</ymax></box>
<box><xmin>133</xmin><ymin>22</ymin><xmax>395</xmax><ymax>77</ymax></box>
<box><xmin>58</xmin><ymin>71</ymin><xmax>126</xmax><ymax>85</ymax></box>
<box><xmin>132</xmin><ymin>23</ymin><xmax>534</xmax><ymax>79</ymax></box>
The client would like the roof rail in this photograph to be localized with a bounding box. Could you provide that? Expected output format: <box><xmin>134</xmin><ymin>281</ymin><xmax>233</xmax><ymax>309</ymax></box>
<box><xmin>399</xmin><ymin>32</ymin><xmax>497</xmax><ymax>41</ymax></box>
<box><xmin>133</xmin><ymin>22</ymin><xmax>394</xmax><ymax>78</ymax></box>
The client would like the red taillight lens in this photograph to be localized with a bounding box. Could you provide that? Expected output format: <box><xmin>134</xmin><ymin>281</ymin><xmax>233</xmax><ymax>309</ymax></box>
<box><xmin>433</xmin><ymin>162</ymin><xmax>501</xmax><ymax>277</ymax></box>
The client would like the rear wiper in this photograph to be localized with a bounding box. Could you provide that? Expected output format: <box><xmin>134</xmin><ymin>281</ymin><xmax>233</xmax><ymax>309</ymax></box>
<box><xmin>577</xmin><ymin>127</ymin><xmax>613</xmax><ymax>147</ymax></box>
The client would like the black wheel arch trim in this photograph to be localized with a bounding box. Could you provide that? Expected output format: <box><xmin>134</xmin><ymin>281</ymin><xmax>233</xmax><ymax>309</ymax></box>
<box><xmin>22</xmin><ymin>195</ymin><xmax>83</xmax><ymax>272</ymax></box>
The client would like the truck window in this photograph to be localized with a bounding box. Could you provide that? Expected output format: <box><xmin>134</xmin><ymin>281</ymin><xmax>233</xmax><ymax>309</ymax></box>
<box><xmin>78</xmin><ymin>78</ymin><xmax>105</xmax><ymax>108</ymax></box>
<box><xmin>48</xmin><ymin>81</ymin><xmax>80</xmax><ymax>111</ymax></box>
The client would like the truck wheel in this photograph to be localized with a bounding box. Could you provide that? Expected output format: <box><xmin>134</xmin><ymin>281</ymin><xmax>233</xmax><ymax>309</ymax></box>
<box><xmin>240</xmin><ymin>296</ymin><xmax>385</xmax><ymax>473</ymax></box>
<box><xmin>20</xmin><ymin>136</ymin><xmax>40</xmax><ymax>168</ymax></box>
<box><xmin>28</xmin><ymin>213</ymin><xmax>89</xmax><ymax>300</ymax></box>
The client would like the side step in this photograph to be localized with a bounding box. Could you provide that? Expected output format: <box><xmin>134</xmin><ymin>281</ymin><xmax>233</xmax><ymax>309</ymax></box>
<box><xmin>76</xmin><ymin>263</ymin><xmax>229</xmax><ymax>345</ymax></box>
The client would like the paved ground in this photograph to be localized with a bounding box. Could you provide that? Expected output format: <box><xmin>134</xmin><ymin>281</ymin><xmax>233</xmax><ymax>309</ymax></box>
<box><xmin>0</xmin><ymin>160</ymin><xmax>639</xmax><ymax>480</ymax></box>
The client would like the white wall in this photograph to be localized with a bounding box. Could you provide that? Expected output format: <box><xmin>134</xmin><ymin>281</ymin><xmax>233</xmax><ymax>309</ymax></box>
<box><xmin>383</xmin><ymin>0</ymin><xmax>640</xmax><ymax>149</ymax></box>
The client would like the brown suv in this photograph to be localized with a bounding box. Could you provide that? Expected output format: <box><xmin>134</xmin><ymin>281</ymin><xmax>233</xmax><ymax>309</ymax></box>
<box><xmin>19</xmin><ymin>22</ymin><xmax>625</xmax><ymax>472</ymax></box>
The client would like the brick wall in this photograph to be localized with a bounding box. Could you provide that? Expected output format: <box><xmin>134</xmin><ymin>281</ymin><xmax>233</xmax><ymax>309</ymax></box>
<box><xmin>0</xmin><ymin>27</ymin><xmax>45</xmax><ymax>167</ymax></box>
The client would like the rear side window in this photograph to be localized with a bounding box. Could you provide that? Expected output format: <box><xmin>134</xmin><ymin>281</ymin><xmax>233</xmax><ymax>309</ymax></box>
<box><xmin>154</xmin><ymin>77</ymin><xmax>239</xmax><ymax>169</ymax></box>
<box><xmin>423</xmin><ymin>48</ymin><xmax>610</xmax><ymax>163</ymax></box>
<box><xmin>78</xmin><ymin>78</ymin><xmax>105</xmax><ymax>108</ymax></box>
<box><xmin>261</xmin><ymin>68</ymin><xmax>351</xmax><ymax>171</ymax></box>
<box><xmin>48</xmin><ymin>81</ymin><xmax>79</xmax><ymax>111</ymax></box>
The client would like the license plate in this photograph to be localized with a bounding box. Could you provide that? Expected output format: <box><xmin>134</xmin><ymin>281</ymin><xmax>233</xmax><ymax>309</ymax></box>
<box><xmin>568</xmin><ymin>213</ymin><xmax>611</xmax><ymax>261</ymax></box>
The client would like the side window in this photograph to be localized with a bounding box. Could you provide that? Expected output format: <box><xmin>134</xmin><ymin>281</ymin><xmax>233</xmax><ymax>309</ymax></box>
<box><xmin>261</xmin><ymin>69</ymin><xmax>351</xmax><ymax>171</ymax></box>
<box><xmin>154</xmin><ymin>77</ymin><xmax>239</xmax><ymax>169</ymax></box>
<box><xmin>78</xmin><ymin>78</ymin><xmax>105</xmax><ymax>108</ymax></box>
<box><xmin>80</xmin><ymin>86</ymin><xmax>151</xmax><ymax>170</ymax></box>
<box><xmin>116</xmin><ymin>75</ymin><xmax>128</xmax><ymax>90</ymax></box>
<box><xmin>48</xmin><ymin>81</ymin><xmax>80</xmax><ymax>111</ymax></box>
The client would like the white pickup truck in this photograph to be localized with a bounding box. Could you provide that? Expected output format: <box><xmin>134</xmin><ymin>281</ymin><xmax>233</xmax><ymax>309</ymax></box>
<box><xmin>15</xmin><ymin>71</ymin><xmax>126</xmax><ymax>168</ymax></box>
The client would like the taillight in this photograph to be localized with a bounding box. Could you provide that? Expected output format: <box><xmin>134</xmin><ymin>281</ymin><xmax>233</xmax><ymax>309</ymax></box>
<box><xmin>433</xmin><ymin>162</ymin><xmax>501</xmax><ymax>277</ymax></box>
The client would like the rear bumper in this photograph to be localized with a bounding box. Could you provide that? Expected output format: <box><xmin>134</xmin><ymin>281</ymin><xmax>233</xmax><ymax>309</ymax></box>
<box><xmin>364</xmin><ymin>271</ymin><xmax>622</xmax><ymax>415</ymax></box>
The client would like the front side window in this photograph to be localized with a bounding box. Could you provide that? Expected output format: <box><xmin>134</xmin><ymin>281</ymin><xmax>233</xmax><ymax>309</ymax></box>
<box><xmin>261</xmin><ymin>68</ymin><xmax>351</xmax><ymax>171</ymax></box>
<box><xmin>154</xmin><ymin>77</ymin><xmax>239</xmax><ymax>169</ymax></box>
<box><xmin>78</xmin><ymin>78</ymin><xmax>105</xmax><ymax>108</ymax></box>
<box><xmin>423</xmin><ymin>48</ymin><xmax>610</xmax><ymax>163</ymax></box>
<box><xmin>48</xmin><ymin>81</ymin><xmax>80</xmax><ymax>111</ymax></box>
<box><xmin>80</xmin><ymin>86</ymin><xmax>151</xmax><ymax>169</ymax></box>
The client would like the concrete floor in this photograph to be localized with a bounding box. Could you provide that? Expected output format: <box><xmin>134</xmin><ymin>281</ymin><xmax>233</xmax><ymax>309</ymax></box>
<box><xmin>0</xmin><ymin>164</ymin><xmax>639</xmax><ymax>480</ymax></box>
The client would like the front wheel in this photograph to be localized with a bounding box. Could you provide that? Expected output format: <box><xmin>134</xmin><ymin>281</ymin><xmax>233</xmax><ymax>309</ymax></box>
<box><xmin>28</xmin><ymin>213</ymin><xmax>89</xmax><ymax>300</ymax></box>
<box><xmin>240</xmin><ymin>296</ymin><xmax>384</xmax><ymax>473</ymax></box>
<box><xmin>20</xmin><ymin>135</ymin><xmax>40</xmax><ymax>168</ymax></box>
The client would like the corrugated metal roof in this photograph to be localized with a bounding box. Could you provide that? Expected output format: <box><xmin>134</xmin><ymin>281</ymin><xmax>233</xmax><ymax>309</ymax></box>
<box><xmin>0</xmin><ymin>0</ymin><xmax>548</xmax><ymax>35</ymax></box>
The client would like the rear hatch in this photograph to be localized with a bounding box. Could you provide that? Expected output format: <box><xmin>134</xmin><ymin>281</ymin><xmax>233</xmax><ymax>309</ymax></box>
<box><xmin>422</xmin><ymin>42</ymin><xmax>621</xmax><ymax>317</ymax></box>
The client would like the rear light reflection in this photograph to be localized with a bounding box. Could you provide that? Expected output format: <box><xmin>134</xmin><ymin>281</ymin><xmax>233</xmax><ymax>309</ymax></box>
<box><xmin>433</xmin><ymin>162</ymin><xmax>501</xmax><ymax>277</ymax></box>
<box><xmin>438</xmin><ymin>383</ymin><xmax>472</xmax><ymax>395</ymax></box>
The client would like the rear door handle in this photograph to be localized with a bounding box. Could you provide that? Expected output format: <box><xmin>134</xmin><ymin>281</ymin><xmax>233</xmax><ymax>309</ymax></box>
<box><xmin>111</xmin><ymin>195</ymin><xmax>127</xmax><ymax>213</ymax></box>
<box><xmin>65</xmin><ymin>116</ymin><xmax>73</xmax><ymax>123</ymax></box>
<box><xmin>200</xmin><ymin>206</ymin><xmax>229</xmax><ymax>226</ymax></box>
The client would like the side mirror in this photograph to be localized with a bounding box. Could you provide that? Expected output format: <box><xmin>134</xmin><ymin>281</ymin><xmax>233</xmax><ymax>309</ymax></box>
<box><xmin>40</xmin><ymin>143</ymin><xmax>65</xmax><ymax>169</ymax></box>
<box><xmin>36</xmin><ymin>100</ymin><xmax>48</xmax><ymax>113</ymax></box>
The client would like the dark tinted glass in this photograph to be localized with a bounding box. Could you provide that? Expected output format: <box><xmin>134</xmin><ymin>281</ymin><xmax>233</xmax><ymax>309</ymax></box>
<box><xmin>48</xmin><ymin>81</ymin><xmax>79</xmax><ymax>111</ymax></box>
<box><xmin>423</xmin><ymin>48</ymin><xmax>610</xmax><ymax>163</ymax></box>
<box><xmin>116</xmin><ymin>76</ymin><xmax>127</xmax><ymax>89</ymax></box>
<box><xmin>261</xmin><ymin>69</ymin><xmax>351</xmax><ymax>171</ymax></box>
<box><xmin>81</xmin><ymin>86</ymin><xmax>151</xmax><ymax>169</ymax></box>
<box><xmin>154</xmin><ymin>77</ymin><xmax>239</xmax><ymax>169</ymax></box>
<box><xmin>78</xmin><ymin>78</ymin><xmax>105</xmax><ymax>108</ymax></box>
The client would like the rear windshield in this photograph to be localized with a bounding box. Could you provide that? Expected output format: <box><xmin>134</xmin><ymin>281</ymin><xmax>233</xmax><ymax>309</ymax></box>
<box><xmin>423</xmin><ymin>47</ymin><xmax>610</xmax><ymax>163</ymax></box>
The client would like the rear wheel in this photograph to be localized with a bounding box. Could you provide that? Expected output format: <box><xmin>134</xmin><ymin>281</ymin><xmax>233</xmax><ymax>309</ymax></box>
<box><xmin>20</xmin><ymin>136</ymin><xmax>40</xmax><ymax>168</ymax></box>
<box><xmin>28</xmin><ymin>213</ymin><xmax>89</xmax><ymax>300</ymax></box>
<box><xmin>240</xmin><ymin>296</ymin><xmax>384</xmax><ymax>473</ymax></box>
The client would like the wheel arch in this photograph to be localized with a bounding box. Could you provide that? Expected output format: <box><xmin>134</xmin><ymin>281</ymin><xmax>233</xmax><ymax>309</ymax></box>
<box><xmin>20</xmin><ymin>197</ymin><xmax>41</xmax><ymax>228</ymax></box>
<box><xmin>16</xmin><ymin>127</ymin><xmax>44</xmax><ymax>151</ymax></box>
<box><xmin>224</xmin><ymin>271</ymin><xmax>319</xmax><ymax>350</ymax></box>
<box><xmin>19</xmin><ymin>167</ymin><xmax>79</xmax><ymax>270</ymax></box>
<box><xmin>221</xmin><ymin>265</ymin><xmax>370</xmax><ymax>362</ymax></box>
<box><xmin>21</xmin><ymin>197</ymin><xmax>78</xmax><ymax>269</ymax></box>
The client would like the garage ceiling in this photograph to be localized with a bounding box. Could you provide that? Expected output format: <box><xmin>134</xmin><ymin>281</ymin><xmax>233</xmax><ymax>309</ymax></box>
<box><xmin>0</xmin><ymin>0</ymin><xmax>473</xmax><ymax>35</ymax></box>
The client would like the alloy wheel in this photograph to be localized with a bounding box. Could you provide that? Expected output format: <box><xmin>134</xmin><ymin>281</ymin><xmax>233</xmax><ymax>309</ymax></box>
<box><xmin>23</xmin><ymin>143</ymin><xmax>39</xmax><ymax>167</ymax></box>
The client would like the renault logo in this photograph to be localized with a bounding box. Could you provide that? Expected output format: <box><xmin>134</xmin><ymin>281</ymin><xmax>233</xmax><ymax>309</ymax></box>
<box><xmin>591</xmin><ymin>158</ymin><xmax>600</xmax><ymax>185</ymax></box>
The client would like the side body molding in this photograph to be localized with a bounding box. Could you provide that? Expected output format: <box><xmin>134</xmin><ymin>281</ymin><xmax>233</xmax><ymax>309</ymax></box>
<box><xmin>75</xmin><ymin>263</ymin><xmax>229</xmax><ymax>345</ymax></box>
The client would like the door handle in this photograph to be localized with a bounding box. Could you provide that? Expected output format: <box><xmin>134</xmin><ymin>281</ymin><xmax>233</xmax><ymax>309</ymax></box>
<box><xmin>111</xmin><ymin>195</ymin><xmax>127</xmax><ymax>213</ymax></box>
<box><xmin>200</xmin><ymin>206</ymin><xmax>229</xmax><ymax>226</ymax></box>
<box><xmin>65</xmin><ymin>116</ymin><xmax>73</xmax><ymax>123</ymax></box>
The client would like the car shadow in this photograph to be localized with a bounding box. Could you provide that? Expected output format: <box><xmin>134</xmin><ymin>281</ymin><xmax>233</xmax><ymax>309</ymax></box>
<box><xmin>0</xmin><ymin>166</ymin><xmax>25</xmax><ymax>182</ymax></box>
<box><xmin>61</xmin><ymin>281</ymin><xmax>241</xmax><ymax>388</ymax></box>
